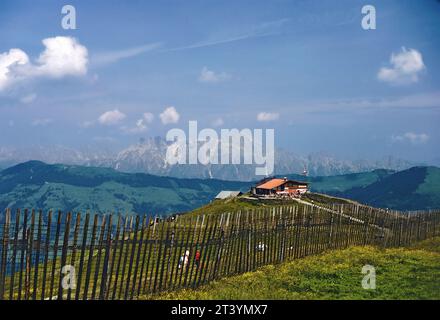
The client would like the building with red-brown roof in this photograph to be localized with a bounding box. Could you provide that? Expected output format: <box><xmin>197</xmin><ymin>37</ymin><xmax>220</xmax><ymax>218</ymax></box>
<box><xmin>252</xmin><ymin>177</ymin><xmax>309</xmax><ymax>197</ymax></box>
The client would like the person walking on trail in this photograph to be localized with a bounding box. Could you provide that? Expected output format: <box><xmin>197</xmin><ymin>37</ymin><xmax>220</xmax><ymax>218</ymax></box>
<box><xmin>178</xmin><ymin>250</ymin><xmax>190</xmax><ymax>269</ymax></box>
<box><xmin>184</xmin><ymin>250</ymin><xmax>190</xmax><ymax>268</ymax></box>
<box><xmin>257</xmin><ymin>242</ymin><xmax>267</xmax><ymax>252</ymax></box>
<box><xmin>195</xmin><ymin>249</ymin><xmax>201</xmax><ymax>269</ymax></box>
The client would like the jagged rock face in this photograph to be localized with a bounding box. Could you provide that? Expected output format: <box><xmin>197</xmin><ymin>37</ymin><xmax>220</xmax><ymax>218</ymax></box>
<box><xmin>0</xmin><ymin>137</ymin><xmax>415</xmax><ymax>181</ymax></box>
<box><xmin>109</xmin><ymin>138</ymin><xmax>414</xmax><ymax>180</ymax></box>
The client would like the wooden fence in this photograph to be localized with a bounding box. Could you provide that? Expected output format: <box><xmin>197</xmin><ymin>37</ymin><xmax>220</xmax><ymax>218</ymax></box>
<box><xmin>0</xmin><ymin>202</ymin><xmax>439</xmax><ymax>300</ymax></box>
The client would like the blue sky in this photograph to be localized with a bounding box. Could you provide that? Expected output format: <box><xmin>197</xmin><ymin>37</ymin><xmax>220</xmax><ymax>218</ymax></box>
<box><xmin>0</xmin><ymin>0</ymin><xmax>439</xmax><ymax>163</ymax></box>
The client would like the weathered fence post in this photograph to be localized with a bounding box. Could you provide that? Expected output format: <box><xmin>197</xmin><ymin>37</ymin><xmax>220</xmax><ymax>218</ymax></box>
<box><xmin>99</xmin><ymin>214</ymin><xmax>113</xmax><ymax>300</ymax></box>
<box><xmin>83</xmin><ymin>214</ymin><xmax>99</xmax><ymax>300</ymax></box>
<box><xmin>67</xmin><ymin>213</ymin><xmax>81</xmax><ymax>301</ymax></box>
<box><xmin>25</xmin><ymin>228</ymin><xmax>31</xmax><ymax>300</ymax></box>
<box><xmin>212</xmin><ymin>214</ymin><xmax>226</xmax><ymax>280</ymax></box>
<box><xmin>0</xmin><ymin>209</ymin><xmax>11</xmax><ymax>300</ymax></box>
<box><xmin>131</xmin><ymin>214</ymin><xmax>146</xmax><ymax>299</ymax></box>
<box><xmin>9</xmin><ymin>209</ymin><xmax>21</xmax><ymax>300</ymax></box>
<box><xmin>124</xmin><ymin>215</ymin><xmax>140</xmax><ymax>299</ymax></box>
<box><xmin>17</xmin><ymin>209</ymin><xmax>29</xmax><ymax>300</ymax></box>
<box><xmin>152</xmin><ymin>217</ymin><xmax>166</xmax><ymax>293</ymax></box>
<box><xmin>328</xmin><ymin>210</ymin><xmax>334</xmax><ymax>249</ymax></box>
<box><xmin>32</xmin><ymin>210</ymin><xmax>43</xmax><ymax>300</ymax></box>
<box><xmin>137</xmin><ymin>215</ymin><xmax>151</xmax><ymax>296</ymax></box>
<box><xmin>58</xmin><ymin>212</ymin><xmax>71</xmax><ymax>300</ymax></box>
<box><xmin>25</xmin><ymin>210</ymin><xmax>36</xmax><ymax>300</ymax></box>
<box><xmin>75</xmin><ymin>212</ymin><xmax>90</xmax><ymax>300</ymax></box>
<box><xmin>41</xmin><ymin>211</ymin><xmax>52</xmax><ymax>300</ymax></box>
<box><xmin>107</xmin><ymin>214</ymin><xmax>120</xmax><ymax>300</ymax></box>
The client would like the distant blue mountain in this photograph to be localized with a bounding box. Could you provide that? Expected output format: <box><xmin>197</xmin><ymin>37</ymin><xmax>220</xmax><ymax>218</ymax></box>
<box><xmin>1</xmin><ymin>162</ymin><xmax>439</xmax><ymax>223</ymax></box>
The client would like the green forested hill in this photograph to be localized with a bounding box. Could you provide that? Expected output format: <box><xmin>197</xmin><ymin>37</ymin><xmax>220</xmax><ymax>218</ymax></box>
<box><xmin>339</xmin><ymin>166</ymin><xmax>440</xmax><ymax>210</ymax></box>
<box><xmin>1</xmin><ymin>161</ymin><xmax>439</xmax><ymax>220</ymax></box>
<box><xmin>0</xmin><ymin>161</ymin><xmax>250</xmax><ymax>219</ymax></box>
<box><xmin>288</xmin><ymin>169</ymin><xmax>394</xmax><ymax>193</ymax></box>
<box><xmin>288</xmin><ymin>167</ymin><xmax>440</xmax><ymax>210</ymax></box>
<box><xmin>289</xmin><ymin>167</ymin><xmax>440</xmax><ymax>210</ymax></box>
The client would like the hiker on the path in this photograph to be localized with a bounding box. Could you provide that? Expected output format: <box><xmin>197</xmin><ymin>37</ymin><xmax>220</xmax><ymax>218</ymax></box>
<box><xmin>257</xmin><ymin>242</ymin><xmax>267</xmax><ymax>252</ymax></box>
<box><xmin>184</xmin><ymin>250</ymin><xmax>190</xmax><ymax>268</ymax></box>
<box><xmin>178</xmin><ymin>250</ymin><xmax>190</xmax><ymax>269</ymax></box>
<box><xmin>195</xmin><ymin>249</ymin><xmax>201</xmax><ymax>269</ymax></box>
<box><xmin>178</xmin><ymin>255</ymin><xmax>184</xmax><ymax>269</ymax></box>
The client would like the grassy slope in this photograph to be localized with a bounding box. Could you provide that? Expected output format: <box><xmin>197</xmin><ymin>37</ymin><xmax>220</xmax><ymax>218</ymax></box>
<box><xmin>306</xmin><ymin>169</ymin><xmax>394</xmax><ymax>193</ymax></box>
<box><xmin>416</xmin><ymin>166</ymin><xmax>440</xmax><ymax>206</ymax></box>
<box><xmin>188</xmin><ymin>196</ymin><xmax>303</xmax><ymax>217</ymax></box>
<box><xmin>342</xmin><ymin>166</ymin><xmax>440</xmax><ymax>210</ymax></box>
<box><xmin>151</xmin><ymin>237</ymin><xmax>440</xmax><ymax>300</ymax></box>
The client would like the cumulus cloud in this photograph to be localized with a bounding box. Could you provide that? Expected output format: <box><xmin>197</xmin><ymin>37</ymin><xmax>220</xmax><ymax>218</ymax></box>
<box><xmin>35</xmin><ymin>36</ymin><xmax>88</xmax><ymax>77</ymax></box>
<box><xmin>98</xmin><ymin>109</ymin><xmax>126</xmax><ymax>125</ymax></box>
<box><xmin>0</xmin><ymin>49</ymin><xmax>29</xmax><ymax>90</ymax></box>
<box><xmin>378</xmin><ymin>47</ymin><xmax>425</xmax><ymax>85</ymax></box>
<box><xmin>257</xmin><ymin>112</ymin><xmax>279</xmax><ymax>122</ymax></box>
<box><xmin>160</xmin><ymin>106</ymin><xmax>180</xmax><ymax>124</ymax></box>
<box><xmin>392</xmin><ymin>132</ymin><xmax>429</xmax><ymax>145</ymax></box>
<box><xmin>198</xmin><ymin>67</ymin><xmax>231</xmax><ymax>83</ymax></box>
<box><xmin>0</xmin><ymin>36</ymin><xmax>88</xmax><ymax>92</ymax></box>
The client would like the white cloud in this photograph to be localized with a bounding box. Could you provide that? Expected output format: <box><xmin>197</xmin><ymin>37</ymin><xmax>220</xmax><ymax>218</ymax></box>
<box><xmin>198</xmin><ymin>67</ymin><xmax>231</xmax><ymax>83</ymax></box>
<box><xmin>160</xmin><ymin>106</ymin><xmax>180</xmax><ymax>124</ymax></box>
<box><xmin>35</xmin><ymin>37</ymin><xmax>88</xmax><ymax>77</ymax></box>
<box><xmin>121</xmin><ymin>119</ymin><xmax>147</xmax><ymax>134</ymax></box>
<box><xmin>392</xmin><ymin>132</ymin><xmax>429</xmax><ymax>145</ymax></box>
<box><xmin>142</xmin><ymin>112</ymin><xmax>154</xmax><ymax>124</ymax></box>
<box><xmin>0</xmin><ymin>36</ymin><xmax>88</xmax><ymax>92</ymax></box>
<box><xmin>0</xmin><ymin>49</ymin><xmax>29</xmax><ymax>90</ymax></box>
<box><xmin>31</xmin><ymin>118</ymin><xmax>52</xmax><ymax>126</ymax></box>
<box><xmin>257</xmin><ymin>112</ymin><xmax>279</xmax><ymax>122</ymax></box>
<box><xmin>212</xmin><ymin>118</ymin><xmax>224</xmax><ymax>127</ymax></box>
<box><xmin>378</xmin><ymin>47</ymin><xmax>425</xmax><ymax>85</ymax></box>
<box><xmin>122</xmin><ymin>112</ymin><xmax>155</xmax><ymax>134</ymax></box>
<box><xmin>98</xmin><ymin>109</ymin><xmax>126</xmax><ymax>125</ymax></box>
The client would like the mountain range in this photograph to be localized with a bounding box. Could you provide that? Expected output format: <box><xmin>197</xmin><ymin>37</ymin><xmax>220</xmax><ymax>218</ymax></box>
<box><xmin>0</xmin><ymin>161</ymin><xmax>439</xmax><ymax>222</ymax></box>
<box><xmin>0</xmin><ymin>137</ymin><xmax>417</xmax><ymax>181</ymax></box>
<box><xmin>0</xmin><ymin>161</ymin><xmax>249</xmax><ymax>222</ymax></box>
